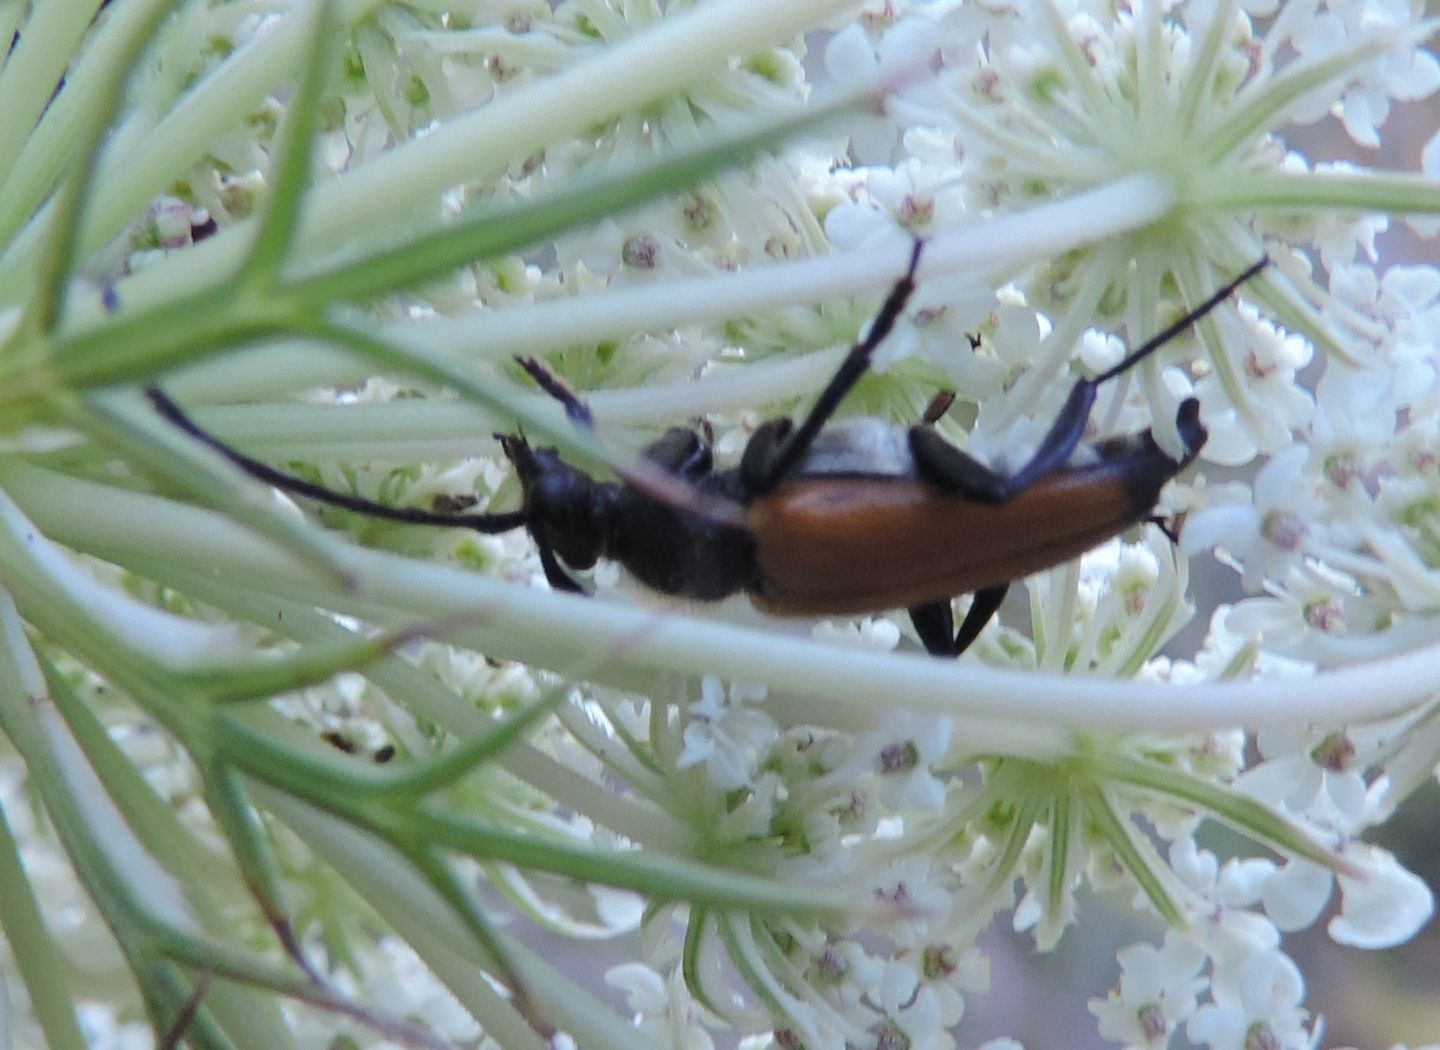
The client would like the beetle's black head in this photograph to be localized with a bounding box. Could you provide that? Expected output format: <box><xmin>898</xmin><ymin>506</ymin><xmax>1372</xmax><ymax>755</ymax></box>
<box><xmin>498</xmin><ymin>434</ymin><xmax>607</xmax><ymax>572</ymax></box>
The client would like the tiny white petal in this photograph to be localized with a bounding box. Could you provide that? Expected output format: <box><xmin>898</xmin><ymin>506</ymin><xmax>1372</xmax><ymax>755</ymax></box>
<box><xmin>1261</xmin><ymin>860</ymin><xmax>1333</xmax><ymax>931</ymax></box>
<box><xmin>1330</xmin><ymin>851</ymin><xmax>1434</xmax><ymax>948</ymax></box>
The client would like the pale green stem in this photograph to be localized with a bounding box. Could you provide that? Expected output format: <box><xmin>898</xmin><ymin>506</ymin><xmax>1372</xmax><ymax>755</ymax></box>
<box><xmin>80</xmin><ymin>387</ymin><xmax>353</xmax><ymax>585</ymax></box>
<box><xmin>552</xmin><ymin>701</ymin><xmax>676</xmax><ymax>805</ymax></box>
<box><xmin>1079</xmin><ymin>780</ymin><xmax>1183</xmax><ymax>926</ymax></box>
<box><xmin>987</xmin><ymin>241</ymin><xmax>1118</xmax><ymax>433</ymax></box>
<box><xmin>240</xmin><ymin>784</ymin><xmax>553</xmax><ymax>1050</ymax></box>
<box><xmin>1188</xmin><ymin>169</ymin><xmax>1440</xmax><ymax>215</ymax></box>
<box><xmin>1136</xmin><ymin>0</ymin><xmax>1165</xmax><ymax>143</ymax></box>
<box><xmin>923</xmin><ymin>85</ymin><xmax>1106</xmax><ymax>185</ymax></box>
<box><xmin>1174</xmin><ymin>0</ymin><xmax>1238</xmax><ymax>136</ymax></box>
<box><xmin>1111</xmin><ymin>557</ymin><xmax>1187</xmax><ymax>679</ymax></box>
<box><xmin>1038</xmin><ymin>561</ymin><xmax>1081</xmax><ymax>674</ymax></box>
<box><xmin>720</xmin><ymin>916</ymin><xmax>835</xmax><ymax>1047</ymax></box>
<box><xmin>161</xmin><ymin>350</ymin><xmax>844</xmax><ymax>459</ymax></box>
<box><xmin>255</xmin><ymin>780</ymin><xmax>725</xmax><ymax>1050</ymax></box>
<box><xmin>1046</xmin><ymin>786</ymin><xmax>1077</xmax><ymax>921</ymax></box>
<box><xmin>1199</xmin><ymin>33</ymin><xmax>1396</xmax><ymax>163</ymax></box>
<box><xmin>0</xmin><ymin>3</ymin><xmax>316</xmax><ymax>293</ymax></box>
<box><xmin>0</xmin><ymin>802</ymin><xmax>89</xmax><ymax>1050</ymax></box>
<box><xmin>123</xmin><ymin>567</ymin><xmax>694</xmax><ymax>851</ymax></box>
<box><xmin>25</xmin><ymin>0</ymin><xmax>186</xmax><ymax>338</ymax></box>
<box><xmin>0</xmin><ymin>482</ymin><xmax>248</xmax><ymax>668</ymax></box>
<box><xmin>0</xmin><ymin>602</ymin><xmax>200</xmax><ymax>940</ymax></box>
<box><xmin>1039</xmin><ymin>0</ymin><xmax>1130</xmax><ymax>150</ymax></box>
<box><xmin>163</xmin><ymin>173</ymin><xmax>1175</xmax><ymax>407</ymax></box>
<box><xmin>0</xmin><ymin>0</ymin><xmax>181</xmax><ymax>246</ymax></box>
<box><xmin>0</xmin><ymin>594</ymin><xmax>89</xmax><ymax>1050</ymax></box>
<box><xmin>1377</xmin><ymin>702</ymin><xmax>1440</xmax><ymax>809</ymax></box>
<box><xmin>0</xmin><ymin>0</ymin><xmax>105</xmax><ymax>187</ymax></box>
<box><xmin>55</xmin><ymin>0</ymin><xmax>862</xmax><ymax>327</ymax></box>
<box><xmin>501</xmin><ymin>741</ymin><xmax>694</xmax><ymax>852</ymax></box>
<box><xmin>9</xmin><ymin>462</ymin><xmax>1440</xmax><ymax>734</ymax></box>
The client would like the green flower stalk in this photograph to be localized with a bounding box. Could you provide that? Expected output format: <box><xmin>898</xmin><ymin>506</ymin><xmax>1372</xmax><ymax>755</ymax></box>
<box><xmin>1</xmin><ymin>1</ymin><xmax>1439</xmax><ymax>1048</ymax></box>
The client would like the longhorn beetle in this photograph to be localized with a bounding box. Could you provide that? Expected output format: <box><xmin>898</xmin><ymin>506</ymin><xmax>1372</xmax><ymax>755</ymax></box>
<box><xmin>148</xmin><ymin>247</ymin><xmax>1267</xmax><ymax>657</ymax></box>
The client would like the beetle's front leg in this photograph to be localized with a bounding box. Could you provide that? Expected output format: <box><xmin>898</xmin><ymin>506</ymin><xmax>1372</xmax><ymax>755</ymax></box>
<box><xmin>909</xmin><ymin>585</ymin><xmax>1006</xmax><ymax>657</ymax></box>
<box><xmin>537</xmin><ymin>544</ymin><xmax>587</xmax><ymax>593</ymax></box>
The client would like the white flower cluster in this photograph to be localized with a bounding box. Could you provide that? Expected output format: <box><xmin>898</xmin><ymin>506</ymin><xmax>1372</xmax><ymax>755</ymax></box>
<box><xmin>7</xmin><ymin>0</ymin><xmax>1440</xmax><ymax>1048</ymax></box>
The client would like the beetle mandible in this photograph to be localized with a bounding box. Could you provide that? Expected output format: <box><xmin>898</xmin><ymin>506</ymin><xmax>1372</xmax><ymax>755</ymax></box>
<box><xmin>148</xmin><ymin>246</ymin><xmax>1267</xmax><ymax>657</ymax></box>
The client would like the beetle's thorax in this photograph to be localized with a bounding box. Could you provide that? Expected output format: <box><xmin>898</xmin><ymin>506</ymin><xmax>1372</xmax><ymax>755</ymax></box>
<box><xmin>599</xmin><ymin>474</ymin><xmax>758</xmax><ymax>602</ymax></box>
<box><xmin>514</xmin><ymin>439</ymin><xmax>758</xmax><ymax>602</ymax></box>
<box><xmin>516</xmin><ymin>446</ymin><xmax>612</xmax><ymax>571</ymax></box>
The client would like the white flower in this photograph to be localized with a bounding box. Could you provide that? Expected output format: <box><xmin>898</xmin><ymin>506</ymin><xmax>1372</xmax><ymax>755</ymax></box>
<box><xmin>870</xmin><ymin>960</ymin><xmax>955</xmax><ymax>1050</ymax></box>
<box><xmin>847</xmin><ymin>711</ymin><xmax>954</xmax><ymax>812</ymax></box>
<box><xmin>1289</xmin><ymin>0</ymin><xmax>1440</xmax><ymax>147</ymax></box>
<box><xmin>677</xmin><ymin>677</ymin><xmax>777</xmax><ymax>791</ymax></box>
<box><xmin>811</xmin><ymin>615</ymin><xmax>903</xmax><ymax>652</ymax></box>
<box><xmin>1329</xmin><ymin>841</ymin><xmax>1435</xmax><ymax>948</ymax></box>
<box><xmin>1169</xmin><ymin>837</ymin><xmax>1282</xmax><ymax>963</ymax></box>
<box><xmin>607</xmin><ymin>963</ymin><xmax>717</xmax><ymax>1050</ymax></box>
<box><xmin>1183</xmin><ymin>445</ymin><xmax>1319</xmax><ymax>590</ymax></box>
<box><xmin>1259</xmin><ymin>859</ymin><xmax>1334</xmax><ymax>933</ymax></box>
<box><xmin>1187</xmin><ymin>949</ymin><xmax>1315</xmax><ymax>1050</ymax></box>
<box><xmin>1089</xmin><ymin>933</ymin><xmax>1208</xmax><ymax>1049</ymax></box>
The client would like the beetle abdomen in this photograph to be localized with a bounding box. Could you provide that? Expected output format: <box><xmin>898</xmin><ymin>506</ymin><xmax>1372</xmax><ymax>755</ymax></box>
<box><xmin>746</xmin><ymin>463</ymin><xmax>1167</xmax><ymax>616</ymax></box>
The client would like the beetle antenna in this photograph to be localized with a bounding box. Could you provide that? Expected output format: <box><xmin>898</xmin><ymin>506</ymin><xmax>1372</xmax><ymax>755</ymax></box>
<box><xmin>145</xmin><ymin>388</ymin><xmax>529</xmax><ymax>534</ymax></box>
<box><xmin>749</xmin><ymin>238</ymin><xmax>925</xmax><ymax>493</ymax></box>
<box><xmin>1093</xmin><ymin>255</ymin><xmax>1269</xmax><ymax>386</ymax></box>
<box><xmin>981</xmin><ymin>260</ymin><xmax>1266</xmax><ymax>498</ymax></box>
<box><xmin>514</xmin><ymin>356</ymin><xmax>595</xmax><ymax>429</ymax></box>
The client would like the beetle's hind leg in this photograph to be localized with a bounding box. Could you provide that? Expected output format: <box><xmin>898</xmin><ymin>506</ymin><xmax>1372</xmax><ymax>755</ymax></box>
<box><xmin>909</xmin><ymin>585</ymin><xmax>1007</xmax><ymax>657</ymax></box>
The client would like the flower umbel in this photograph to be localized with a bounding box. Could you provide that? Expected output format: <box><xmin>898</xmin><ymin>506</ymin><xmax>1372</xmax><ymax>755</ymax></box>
<box><xmin>0</xmin><ymin>0</ymin><xmax>1437</xmax><ymax>1048</ymax></box>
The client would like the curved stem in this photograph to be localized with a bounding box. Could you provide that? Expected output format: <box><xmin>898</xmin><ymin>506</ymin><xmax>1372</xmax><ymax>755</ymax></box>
<box><xmin>8</xmin><ymin>462</ymin><xmax>1440</xmax><ymax>736</ymax></box>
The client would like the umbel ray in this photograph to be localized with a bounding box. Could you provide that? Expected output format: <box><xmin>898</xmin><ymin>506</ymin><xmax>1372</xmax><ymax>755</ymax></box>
<box><xmin>148</xmin><ymin>246</ymin><xmax>1268</xmax><ymax>657</ymax></box>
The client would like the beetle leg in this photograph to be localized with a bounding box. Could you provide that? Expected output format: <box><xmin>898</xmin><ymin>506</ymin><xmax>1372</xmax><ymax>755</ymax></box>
<box><xmin>1145</xmin><ymin>514</ymin><xmax>1181</xmax><ymax>544</ymax></box>
<box><xmin>954</xmin><ymin>585</ymin><xmax>1007</xmax><ymax>654</ymax></box>
<box><xmin>748</xmin><ymin>239</ymin><xmax>925</xmax><ymax>494</ymax></box>
<box><xmin>908</xmin><ymin>601</ymin><xmax>954</xmax><ymax>655</ymax></box>
<box><xmin>642</xmin><ymin>427</ymin><xmax>715</xmax><ymax>478</ymax></box>
<box><xmin>982</xmin><ymin>378</ymin><xmax>1101</xmax><ymax>500</ymax></box>
<box><xmin>908</xmin><ymin>584</ymin><xmax>1007</xmax><ymax>657</ymax></box>
<box><xmin>537</xmin><ymin>542</ymin><xmax>587</xmax><ymax>594</ymax></box>
<box><xmin>908</xmin><ymin>258</ymin><xmax>1266</xmax><ymax>504</ymax></box>
<box><xmin>738</xmin><ymin>417</ymin><xmax>792</xmax><ymax>492</ymax></box>
<box><xmin>996</xmin><ymin>259</ymin><xmax>1269</xmax><ymax>492</ymax></box>
<box><xmin>908</xmin><ymin>426</ymin><xmax>1012</xmax><ymax>502</ymax></box>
